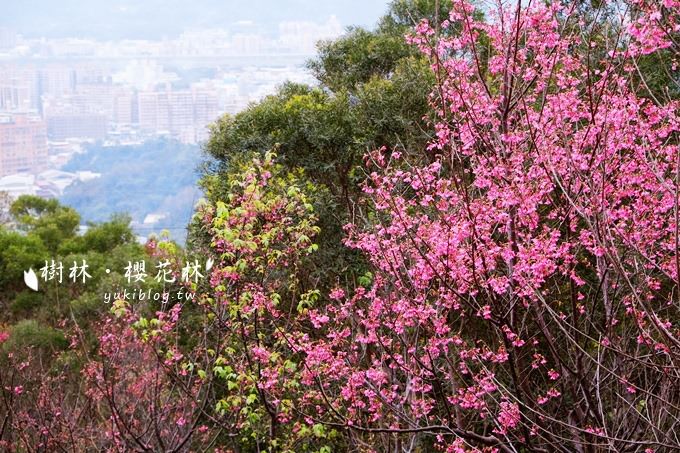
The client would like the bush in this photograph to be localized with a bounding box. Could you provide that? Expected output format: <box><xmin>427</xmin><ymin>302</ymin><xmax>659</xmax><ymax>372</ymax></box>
<box><xmin>3</xmin><ymin>320</ymin><xmax>68</xmax><ymax>352</ymax></box>
<box><xmin>10</xmin><ymin>291</ymin><xmax>43</xmax><ymax>317</ymax></box>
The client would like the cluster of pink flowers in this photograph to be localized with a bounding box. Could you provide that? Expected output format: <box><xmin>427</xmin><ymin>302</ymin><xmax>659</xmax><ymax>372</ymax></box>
<box><xmin>296</xmin><ymin>1</ymin><xmax>680</xmax><ymax>450</ymax></box>
<box><xmin>6</xmin><ymin>2</ymin><xmax>677</xmax><ymax>451</ymax></box>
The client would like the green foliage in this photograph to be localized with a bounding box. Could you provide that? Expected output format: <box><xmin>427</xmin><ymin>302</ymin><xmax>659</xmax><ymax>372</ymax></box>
<box><xmin>10</xmin><ymin>291</ymin><xmax>43</xmax><ymax>317</ymax></box>
<box><xmin>59</xmin><ymin>213</ymin><xmax>136</xmax><ymax>255</ymax></box>
<box><xmin>0</xmin><ymin>227</ymin><xmax>48</xmax><ymax>288</ymax></box>
<box><xmin>309</xmin><ymin>0</ymin><xmax>454</xmax><ymax>94</ymax></box>
<box><xmin>181</xmin><ymin>152</ymin><xmax>344</xmax><ymax>451</ymax></box>
<box><xmin>203</xmin><ymin>0</ymin><xmax>444</xmax><ymax>190</ymax></box>
<box><xmin>379</xmin><ymin>0</ymin><xmax>454</xmax><ymax>32</ymax></box>
<box><xmin>353</xmin><ymin>56</ymin><xmax>433</xmax><ymax>152</ymax></box>
<box><xmin>204</xmin><ymin>0</ymin><xmax>441</xmax><ymax>194</ymax></box>
<box><xmin>200</xmin><ymin>3</ymin><xmax>444</xmax><ymax>302</ymax></box>
<box><xmin>3</xmin><ymin>319</ymin><xmax>68</xmax><ymax>352</ymax></box>
<box><xmin>69</xmin><ymin>292</ymin><xmax>102</xmax><ymax>318</ymax></box>
<box><xmin>10</xmin><ymin>195</ymin><xmax>80</xmax><ymax>252</ymax></box>
<box><xmin>0</xmin><ymin>197</ymin><xmax>148</xmax><ymax>341</ymax></box>
<box><xmin>309</xmin><ymin>27</ymin><xmax>414</xmax><ymax>92</ymax></box>
<box><xmin>206</xmin><ymin>83</ymin><xmax>358</xmax><ymax>188</ymax></box>
<box><xmin>199</xmin><ymin>0</ymin><xmax>442</xmax><ymax>302</ymax></box>
<box><xmin>206</xmin><ymin>151</ymin><xmax>321</xmax><ymax>286</ymax></box>
<box><xmin>634</xmin><ymin>48</ymin><xmax>680</xmax><ymax>101</ymax></box>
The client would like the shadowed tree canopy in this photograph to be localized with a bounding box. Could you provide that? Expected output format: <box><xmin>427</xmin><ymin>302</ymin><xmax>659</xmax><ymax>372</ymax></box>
<box><xmin>199</xmin><ymin>1</ymin><xmax>444</xmax><ymax>285</ymax></box>
<box><xmin>10</xmin><ymin>196</ymin><xmax>80</xmax><ymax>253</ymax></box>
<box><xmin>204</xmin><ymin>0</ymin><xmax>444</xmax><ymax>197</ymax></box>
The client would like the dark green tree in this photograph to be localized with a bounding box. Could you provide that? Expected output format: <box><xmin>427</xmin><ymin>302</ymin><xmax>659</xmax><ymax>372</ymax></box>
<box><xmin>199</xmin><ymin>1</ymin><xmax>448</xmax><ymax>286</ymax></box>
<box><xmin>10</xmin><ymin>196</ymin><xmax>80</xmax><ymax>253</ymax></box>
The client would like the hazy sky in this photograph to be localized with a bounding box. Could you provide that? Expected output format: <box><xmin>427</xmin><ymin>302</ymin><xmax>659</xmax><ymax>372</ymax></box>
<box><xmin>2</xmin><ymin>0</ymin><xmax>392</xmax><ymax>39</ymax></box>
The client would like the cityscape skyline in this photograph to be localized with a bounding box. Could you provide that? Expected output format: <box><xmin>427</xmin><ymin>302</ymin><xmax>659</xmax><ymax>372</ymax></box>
<box><xmin>0</xmin><ymin>13</ymin><xmax>348</xmax><ymax>181</ymax></box>
<box><xmin>0</xmin><ymin>0</ymin><xmax>390</xmax><ymax>40</ymax></box>
<box><xmin>0</xmin><ymin>15</ymin><xmax>347</xmax><ymax>59</ymax></box>
<box><xmin>0</xmin><ymin>2</ymin><xmax>392</xmax><ymax>239</ymax></box>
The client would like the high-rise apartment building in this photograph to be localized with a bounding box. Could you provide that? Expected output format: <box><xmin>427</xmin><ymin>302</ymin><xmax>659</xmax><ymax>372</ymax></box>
<box><xmin>193</xmin><ymin>90</ymin><xmax>219</xmax><ymax>141</ymax></box>
<box><xmin>0</xmin><ymin>65</ymin><xmax>40</xmax><ymax>112</ymax></box>
<box><xmin>38</xmin><ymin>65</ymin><xmax>76</xmax><ymax>97</ymax></box>
<box><xmin>45</xmin><ymin>113</ymin><xmax>107</xmax><ymax>140</ymax></box>
<box><xmin>170</xmin><ymin>91</ymin><xmax>194</xmax><ymax>134</ymax></box>
<box><xmin>138</xmin><ymin>91</ymin><xmax>167</xmax><ymax>132</ymax></box>
<box><xmin>0</xmin><ymin>115</ymin><xmax>48</xmax><ymax>177</ymax></box>
<box><xmin>112</xmin><ymin>89</ymin><xmax>136</xmax><ymax>125</ymax></box>
<box><xmin>138</xmin><ymin>89</ymin><xmax>219</xmax><ymax>143</ymax></box>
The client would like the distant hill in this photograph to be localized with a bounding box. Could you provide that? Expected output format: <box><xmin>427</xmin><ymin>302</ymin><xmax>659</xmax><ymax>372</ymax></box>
<box><xmin>60</xmin><ymin>139</ymin><xmax>203</xmax><ymax>241</ymax></box>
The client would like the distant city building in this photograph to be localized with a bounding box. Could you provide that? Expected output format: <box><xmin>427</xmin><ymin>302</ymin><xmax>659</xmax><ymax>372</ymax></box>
<box><xmin>138</xmin><ymin>91</ymin><xmax>164</xmax><ymax>132</ymax></box>
<box><xmin>113</xmin><ymin>60</ymin><xmax>179</xmax><ymax>90</ymax></box>
<box><xmin>46</xmin><ymin>113</ymin><xmax>108</xmax><ymax>140</ymax></box>
<box><xmin>0</xmin><ymin>115</ymin><xmax>48</xmax><ymax>177</ymax></box>
<box><xmin>0</xmin><ymin>17</ymin><xmax>333</xmax><ymax>149</ymax></box>
<box><xmin>193</xmin><ymin>90</ymin><xmax>219</xmax><ymax>141</ymax></box>
<box><xmin>68</xmin><ymin>83</ymin><xmax>116</xmax><ymax>115</ymax></box>
<box><xmin>170</xmin><ymin>91</ymin><xmax>194</xmax><ymax>134</ymax></box>
<box><xmin>48</xmin><ymin>38</ymin><xmax>96</xmax><ymax>57</ymax></box>
<box><xmin>231</xmin><ymin>33</ymin><xmax>265</xmax><ymax>55</ymax></box>
<box><xmin>0</xmin><ymin>64</ymin><xmax>40</xmax><ymax>112</ymax></box>
<box><xmin>0</xmin><ymin>78</ymin><xmax>35</xmax><ymax>112</ymax></box>
<box><xmin>0</xmin><ymin>169</ymin><xmax>101</xmax><ymax>199</ymax></box>
<box><xmin>0</xmin><ymin>173</ymin><xmax>37</xmax><ymax>197</ymax></box>
<box><xmin>113</xmin><ymin>89</ymin><xmax>137</xmax><ymax>125</ymax></box>
<box><xmin>41</xmin><ymin>80</ymin><xmax>137</xmax><ymax>138</ymax></box>
<box><xmin>39</xmin><ymin>65</ymin><xmax>76</xmax><ymax>97</ymax></box>
<box><xmin>73</xmin><ymin>63</ymin><xmax>112</xmax><ymax>86</ymax></box>
<box><xmin>278</xmin><ymin>16</ymin><xmax>343</xmax><ymax>53</ymax></box>
<box><xmin>138</xmin><ymin>89</ymin><xmax>219</xmax><ymax>143</ymax></box>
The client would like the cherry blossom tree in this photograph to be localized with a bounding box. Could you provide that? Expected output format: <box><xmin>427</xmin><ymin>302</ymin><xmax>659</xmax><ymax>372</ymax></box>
<box><xmin>5</xmin><ymin>2</ymin><xmax>680</xmax><ymax>452</ymax></box>
<box><xmin>0</xmin><ymin>303</ymin><xmax>221</xmax><ymax>452</ymax></box>
<box><xmin>300</xmin><ymin>1</ymin><xmax>680</xmax><ymax>451</ymax></box>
